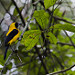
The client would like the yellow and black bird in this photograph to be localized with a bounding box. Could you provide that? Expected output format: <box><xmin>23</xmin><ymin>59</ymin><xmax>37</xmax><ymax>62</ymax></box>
<box><xmin>4</xmin><ymin>22</ymin><xmax>20</xmax><ymax>60</ymax></box>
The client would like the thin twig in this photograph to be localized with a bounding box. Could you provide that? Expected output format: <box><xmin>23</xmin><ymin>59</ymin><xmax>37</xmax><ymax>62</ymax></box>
<box><xmin>57</xmin><ymin>41</ymin><xmax>75</xmax><ymax>46</ymax></box>
<box><xmin>51</xmin><ymin>52</ymin><xmax>64</xmax><ymax>69</ymax></box>
<box><xmin>1</xmin><ymin>0</ymin><xmax>35</xmax><ymax>74</ymax></box>
<box><xmin>1</xmin><ymin>52</ymin><xmax>13</xmax><ymax>75</ymax></box>
<box><xmin>39</xmin><ymin>1</ymin><xmax>75</xmax><ymax>24</ymax></box>
<box><xmin>32</xmin><ymin>2</ymin><xmax>49</xmax><ymax>74</ymax></box>
<box><xmin>0</xmin><ymin>0</ymin><xmax>12</xmax><ymax>24</ymax></box>
<box><xmin>64</xmin><ymin>30</ymin><xmax>75</xmax><ymax>48</ymax></box>
<box><xmin>33</xmin><ymin>0</ymin><xmax>40</xmax><ymax>5</ymax></box>
<box><xmin>53</xmin><ymin>16</ymin><xmax>75</xmax><ymax>24</ymax></box>
<box><xmin>0</xmin><ymin>18</ymin><xmax>4</xmax><ymax>25</ymax></box>
<box><xmin>16</xmin><ymin>53</ymin><xmax>22</xmax><ymax>63</ymax></box>
<box><xmin>34</xmin><ymin>46</ymin><xmax>49</xmax><ymax>74</ymax></box>
<box><xmin>46</xmin><ymin>64</ymin><xmax>75</xmax><ymax>75</ymax></box>
<box><xmin>16</xmin><ymin>7</ymin><xmax>36</xmax><ymax>50</ymax></box>
<box><xmin>12</xmin><ymin>0</ymin><xmax>26</xmax><ymax>27</ymax></box>
<box><xmin>12</xmin><ymin>55</ymin><xmax>35</xmax><ymax>68</ymax></box>
<box><xmin>0</xmin><ymin>0</ymin><xmax>14</xmax><ymax>19</ymax></box>
<box><xmin>38</xmin><ymin>63</ymin><xmax>42</xmax><ymax>75</ymax></box>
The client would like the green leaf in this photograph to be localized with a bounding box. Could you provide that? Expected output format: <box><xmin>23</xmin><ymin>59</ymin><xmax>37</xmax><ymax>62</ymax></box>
<box><xmin>21</xmin><ymin>30</ymin><xmax>41</xmax><ymax>50</ymax></box>
<box><xmin>33</xmin><ymin>10</ymin><xmax>49</xmax><ymax>29</ymax></box>
<box><xmin>13</xmin><ymin>7</ymin><xmax>23</xmax><ymax>16</ymax></box>
<box><xmin>44</xmin><ymin>0</ymin><xmax>57</xmax><ymax>9</ymax></box>
<box><xmin>54</xmin><ymin>9</ymin><xmax>62</xmax><ymax>17</ymax></box>
<box><xmin>13</xmin><ymin>8</ymin><xmax>18</xmax><ymax>16</ymax></box>
<box><xmin>47</xmin><ymin>32</ymin><xmax>57</xmax><ymax>44</ymax></box>
<box><xmin>50</xmin><ymin>23</ymin><xmax>75</xmax><ymax>33</ymax></box>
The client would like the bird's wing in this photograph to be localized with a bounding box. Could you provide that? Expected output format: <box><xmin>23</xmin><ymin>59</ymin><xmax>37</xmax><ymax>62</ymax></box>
<box><xmin>5</xmin><ymin>29</ymin><xmax>18</xmax><ymax>45</ymax></box>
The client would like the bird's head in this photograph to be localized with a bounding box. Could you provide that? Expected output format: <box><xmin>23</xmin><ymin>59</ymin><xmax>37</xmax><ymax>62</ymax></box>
<box><xmin>15</xmin><ymin>22</ymin><xmax>21</xmax><ymax>28</ymax></box>
<box><xmin>9</xmin><ymin>22</ymin><xmax>21</xmax><ymax>30</ymax></box>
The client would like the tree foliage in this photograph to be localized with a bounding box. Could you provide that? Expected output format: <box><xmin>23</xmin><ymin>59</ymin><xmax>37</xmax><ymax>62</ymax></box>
<box><xmin>0</xmin><ymin>0</ymin><xmax>75</xmax><ymax>75</ymax></box>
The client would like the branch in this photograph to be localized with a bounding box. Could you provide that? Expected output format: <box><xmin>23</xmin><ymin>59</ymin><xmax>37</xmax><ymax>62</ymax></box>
<box><xmin>64</xmin><ymin>31</ymin><xmax>75</xmax><ymax>48</ymax></box>
<box><xmin>65</xmin><ymin>1</ymin><xmax>74</xmax><ymax>17</ymax></box>
<box><xmin>16</xmin><ymin>53</ymin><xmax>22</xmax><ymax>63</ymax></box>
<box><xmin>0</xmin><ymin>0</ymin><xmax>17</xmax><ymax>21</ymax></box>
<box><xmin>51</xmin><ymin>52</ymin><xmax>64</xmax><ymax>69</ymax></box>
<box><xmin>15</xmin><ymin>59</ymin><xmax>33</xmax><ymax>68</ymax></box>
<box><xmin>0</xmin><ymin>0</ymin><xmax>12</xmax><ymax>24</ymax></box>
<box><xmin>39</xmin><ymin>1</ymin><xmax>75</xmax><ymax>24</ymax></box>
<box><xmin>1</xmin><ymin>52</ymin><xmax>14</xmax><ymax>75</ymax></box>
<box><xmin>32</xmin><ymin>3</ymin><xmax>49</xmax><ymax>74</ymax></box>
<box><xmin>12</xmin><ymin>0</ymin><xmax>26</xmax><ymax>27</ymax></box>
<box><xmin>0</xmin><ymin>0</ymin><xmax>11</xmax><ymax>13</ymax></box>
<box><xmin>38</xmin><ymin>63</ymin><xmax>42</xmax><ymax>75</ymax></box>
<box><xmin>46</xmin><ymin>64</ymin><xmax>75</xmax><ymax>75</ymax></box>
<box><xmin>16</xmin><ymin>7</ymin><xmax>35</xmax><ymax>50</ymax></box>
<box><xmin>0</xmin><ymin>18</ymin><xmax>4</xmax><ymax>25</ymax></box>
<box><xmin>53</xmin><ymin>16</ymin><xmax>75</xmax><ymax>24</ymax></box>
<box><xmin>12</xmin><ymin>55</ymin><xmax>36</xmax><ymax>68</ymax></box>
<box><xmin>34</xmin><ymin>46</ymin><xmax>49</xmax><ymax>74</ymax></box>
<box><xmin>32</xmin><ymin>0</ymin><xmax>40</xmax><ymax>5</ymax></box>
<box><xmin>16</xmin><ymin>22</ymin><xmax>28</xmax><ymax>50</ymax></box>
<box><xmin>1</xmin><ymin>0</ymin><xmax>35</xmax><ymax>74</ymax></box>
<box><xmin>57</xmin><ymin>41</ymin><xmax>75</xmax><ymax>46</ymax></box>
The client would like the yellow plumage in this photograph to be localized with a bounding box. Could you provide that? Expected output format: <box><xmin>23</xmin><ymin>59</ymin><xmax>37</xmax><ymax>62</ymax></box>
<box><xmin>4</xmin><ymin>22</ymin><xmax>20</xmax><ymax>60</ymax></box>
<box><xmin>6</xmin><ymin>22</ymin><xmax>20</xmax><ymax>45</ymax></box>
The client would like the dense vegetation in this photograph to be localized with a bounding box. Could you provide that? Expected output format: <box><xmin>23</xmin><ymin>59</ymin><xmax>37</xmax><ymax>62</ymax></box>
<box><xmin>0</xmin><ymin>0</ymin><xmax>75</xmax><ymax>75</ymax></box>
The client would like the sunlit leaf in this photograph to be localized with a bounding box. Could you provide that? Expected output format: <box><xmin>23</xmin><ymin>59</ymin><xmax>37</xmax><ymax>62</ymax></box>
<box><xmin>44</xmin><ymin>0</ymin><xmax>57</xmax><ymax>9</ymax></box>
<box><xmin>33</xmin><ymin>10</ymin><xmax>49</xmax><ymax>29</ymax></box>
<box><xmin>50</xmin><ymin>23</ymin><xmax>75</xmax><ymax>33</ymax></box>
<box><xmin>21</xmin><ymin>30</ymin><xmax>41</xmax><ymax>50</ymax></box>
<box><xmin>47</xmin><ymin>32</ymin><xmax>57</xmax><ymax>44</ymax></box>
<box><xmin>13</xmin><ymin>7</ymin><xmax>23</xmax><ymax>16</ymax></box>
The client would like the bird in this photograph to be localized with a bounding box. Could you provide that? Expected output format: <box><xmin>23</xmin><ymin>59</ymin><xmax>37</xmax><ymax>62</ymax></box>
<box><xmin>4</xmin><ymin>22</ymin><xmax>20</xmax><ymax>60</ymax></box>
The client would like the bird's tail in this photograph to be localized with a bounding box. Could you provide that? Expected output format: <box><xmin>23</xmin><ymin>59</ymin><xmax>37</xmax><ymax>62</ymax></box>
<box><xmin>4</xmin><ymin>45</ymin><xmax>9</xmax><ymax>60</ymax></box>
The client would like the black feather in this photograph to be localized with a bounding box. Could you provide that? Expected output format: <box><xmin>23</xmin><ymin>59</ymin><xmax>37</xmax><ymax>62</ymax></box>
<box><xmin>4</xmin><ymin>29</ymin><xmax>18</xmax><ymax>60</ymax></box>
<box><xmin>4</xmin><ymin>45</ymin><xmax>9</xmax><ymax>60</ymax></box>
<box><xmin>5</xmin><ymin>29</ymin><xmax>18</xmax><ymax>45</ymax></box>
<box><xmin>15</xmin><ymin>22</ymin><xmax>18</xmax><ymax>28</ymax></box>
